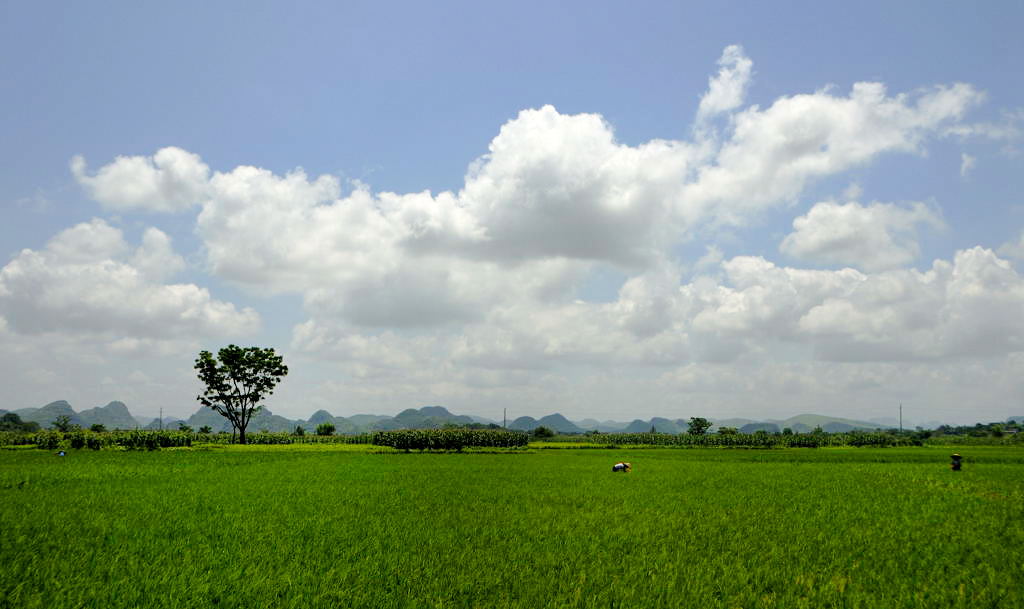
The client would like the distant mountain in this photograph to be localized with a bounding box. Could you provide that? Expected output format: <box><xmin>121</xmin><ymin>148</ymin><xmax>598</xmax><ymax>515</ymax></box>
<box><xmin>1009</xmin><ymin>416</ymin><xmax>1024</xmax><ymax>424</ymax></box>
<box><xmin>249</xmin><ymin>409</ymin><xmax>300</xmax><ymax>433</ymax></box>
<box><xmin>418</xmin><ymin>406</ymin><xmax>458</xmax><ymax>418</ymax></box>
<box><xmin>347</xmin><ymin>414</ymin><xmax>390</xmax><ymax>430</ymax></box>
<box><xmin>13</xmin><ymin>399</ymin><xmax>965</xmax><ymax>436</ymax></box>
<box><xmin>308</xmin><ymin>410</ymin><xmax>336</xmax><ymax>425</ymax></box>
<box><xmin>78</xmin><ymin>401</ymin><xmax>138</xmax><ymax>430</ymax></box>
<box><xmin>508</xmin><ymin>416</ymin><xmax>538</xmax><ymax>431</ymax></box>
<box><xmin>772</xmin><ymin>414</ymin><xmax>881</xmax><ymax>431</ymax></box>
<box><xmin>18</xmin><ymin>401</ymin><xmax>81</xmax><ymax>429</ymax></box>
<box><xmin>145</xmin><ymin>417</ymin><xmax>184</xmax><ymax>430</ymax></box>
<box><xmin>187</xmin><ymin>408</ymin><xmax>233</xmax><ymax>432</ymax></box>
<box><xmin>536</xmin><ymin>413</ymin><xmax>582</xmax><ymax>434</ymax></box>
<box><xmin>711</xmin><ymin>418</ymin><xmax>758</xmax><ymax>429</ymax></box>
<box><xmin>740</xmin><ymin>422</ymin><xmax>780</xmax><ymax>434</ymax></box>
<box><xmin>299</xmin><ymin>410</ymin><xmax>358</xmax><ymax>434</ymax></box>
<box><xmin>380</xmin><ymin>406</ymin><xmax>475</xmax><ymax>430</ymax></box>
<box><xmin>574</xmin><ymin>418</ymin><xmax>628</xmax><ymax>433</ymax></box>
<box><xmin>615</xmin><ymin>418</ymin><xmax>683</xmax><ymax>433</ymax></box>
<box><xmin>623</xmin><ymin>419</ymin><xmax>652</xmax><ymax>433</ymax></box>
<box><xmin>650</xmin><ymin>417</ymin><xmax>681</xmax><ymax>434</ymax></box>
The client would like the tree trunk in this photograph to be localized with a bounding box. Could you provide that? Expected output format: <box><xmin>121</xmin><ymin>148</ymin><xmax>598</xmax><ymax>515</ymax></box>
<box><xmin>238</xmin><ymin>425</ymin><xmax>246</xmax><ymax>445</ymax></box>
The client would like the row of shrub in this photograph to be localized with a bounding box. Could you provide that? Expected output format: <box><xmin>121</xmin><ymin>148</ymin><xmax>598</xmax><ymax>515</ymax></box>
<box><xmin>919</xmin><ymin>434</ymin><xmax>1024</xmax><ymax>446</ymax></box>
<box><xmin>0</xmin><ymin>430</ymin><xmax>375</xmax><ymax>450</ymax></box>
<box><xmin>191</xmin><ymin>432</ymin><xmax>374</xmax><ymax>445</ymax></box>
<box><xmin>371</xmin><ymin>429</ymin><xmax>530</xmax><ymax>451</ymax></box>
<box><xmin>20</xmin><ymin>430</ymin><xmax>195</xmax><ymax>450</ymax></box>
<box><xmin>541</xmin><ymin>431</ymin><xmax>923</xmax><ymax>448</ymax></box>
<box><xmin>5</xmin><ymin>428</ymin><xmax>1018</xmax><ymax>451</ymax></box>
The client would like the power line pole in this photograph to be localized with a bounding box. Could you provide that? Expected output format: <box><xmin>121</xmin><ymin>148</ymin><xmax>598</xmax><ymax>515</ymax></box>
<box><xmin>503</xmin><ymin>408</ymin><xmax>506</xmax><ymax>429</ymax></box>
<box><xmin>159</xmin><ymin>407</ymin><xmax>163</xmax><ymax>431</ymax></box>
<box><xmin>899</xmin><ymin>403</ymin><xmax>902</xmax><ymax>433</ymax></box>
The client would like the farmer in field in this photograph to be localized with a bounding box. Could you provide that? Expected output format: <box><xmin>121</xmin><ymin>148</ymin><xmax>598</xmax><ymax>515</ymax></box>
<box><xmin>950</xmin><ymin>453</ymin><xmax>962</xmax><ymax>471</ymax></box>
<box><xmin>612</xmin><ymin>462</ymin><xmax>631</xmax><ymax>473</ymax></box>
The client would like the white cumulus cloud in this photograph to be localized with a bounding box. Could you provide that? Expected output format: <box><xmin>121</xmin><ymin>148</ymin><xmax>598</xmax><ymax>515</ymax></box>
<box><xmin>696</xmin><ymin>44</ymin><xmax>753</xmax><ymax>125</ymax></box>
<box><xmin>0</xmin><ymin>219</ymin><xmax>258</xmax><ymax>339</ymax></box>
<box><xmin>684</xmin><ymin>82</ymin><xmax>983</xmax><ymax>226</ymax></box>
<box><xmin>72</xmin><ymin>147</ymin><xmax>211</xmax><ymax>212</ymax></box>
<box><xmin>780</xmin><ymin>200</ymin><xmax>944</xmax><ymax>271</ymax></box>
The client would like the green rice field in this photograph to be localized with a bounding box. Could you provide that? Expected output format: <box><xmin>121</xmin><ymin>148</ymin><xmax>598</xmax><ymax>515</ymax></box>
<box><xmin>1</xmin><ymin>445</ymin><xmax>1021</xmax><ymax>608</ymax></box>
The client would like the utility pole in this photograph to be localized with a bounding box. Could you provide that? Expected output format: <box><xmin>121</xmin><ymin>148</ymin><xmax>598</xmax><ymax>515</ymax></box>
<box><xmin>159</xmin><ymin>407</ymin><xmax>163</xmax><ymax>430</ymax></box>
<box><xmin>503</xmin><ymin>408</ymin><xmax>506</xmax><ymax>429</ymax></box>
<box><xmin>899</xmin><ymin>403</ymin><xmax>902</xmax><ymax>433</ymax></box>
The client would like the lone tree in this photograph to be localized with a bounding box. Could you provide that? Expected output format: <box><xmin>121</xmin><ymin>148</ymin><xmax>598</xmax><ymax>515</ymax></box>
<box><xmin>194</xmin><ymin>345</ymin><xmax>288</xmax><ymax>444</ymax></box>
<box><xmin>52</xmin><ymin>415</ymin><xmax>75</xmax><ymax>432</ymax></box>
<box><xmin>687</xmin><ymin>417</ymin><xmax>712</xmax><ymax>435</ymax></box>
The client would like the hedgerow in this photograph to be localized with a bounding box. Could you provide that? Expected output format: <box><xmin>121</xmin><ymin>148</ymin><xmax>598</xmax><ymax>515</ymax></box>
<box><xmin>0</xmin><ymin>430</ymin><xmax>373</xmax><ymax>450</ymax></box>
<box><xmin>544</xmin><ymin>431</ymin><xmax>921</xmax><ymax>448</ymax></box>
<box><xmin>371</xmin><ymin>429</ymin><xmax>529</xmax><ymax>451</ymax></box>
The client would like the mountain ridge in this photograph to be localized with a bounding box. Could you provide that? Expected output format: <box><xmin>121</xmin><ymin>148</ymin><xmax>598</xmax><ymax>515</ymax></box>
<box><xmin>6</xmin><ymin>400</ymin><xmax>945</xmax><ymax>433</ymax></box>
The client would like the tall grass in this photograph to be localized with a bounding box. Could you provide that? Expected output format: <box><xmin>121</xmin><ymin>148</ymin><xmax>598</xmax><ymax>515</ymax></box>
<box><xmin>1</xmin><ymin>447</ymin><xmax>1021</xmax><ymax>608</ymax></box>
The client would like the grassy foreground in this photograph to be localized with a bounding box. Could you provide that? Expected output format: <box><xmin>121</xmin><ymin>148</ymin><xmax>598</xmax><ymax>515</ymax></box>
<box><xmin>1</xmin><ymin>446</ymin><xmax>1021</xmax><ymax>608</ymax></box>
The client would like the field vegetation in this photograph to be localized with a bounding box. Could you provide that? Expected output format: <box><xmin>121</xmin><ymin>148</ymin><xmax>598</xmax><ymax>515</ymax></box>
<box><xmin>1</xmin><ymin>445</ymin><xmax>1021</xmax><ymax>608</ymax></box>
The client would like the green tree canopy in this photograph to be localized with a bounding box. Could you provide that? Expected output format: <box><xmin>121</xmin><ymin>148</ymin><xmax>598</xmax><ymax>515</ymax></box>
<box><xmin>194</xmin><ymin>345</ymin><xmax>288</xmax><ymax>444</ymax></box>
<box><xmin>52</xmin><ymin>415</ymin><xmax>75</xmax><ymax>432</ymax></box>
<box><xmin>687</xmin><ymin>417</ymin><xmax>712</xmax><ymax>435</ymax></box>
<box><xmin>0</xmin><ymin>412</ymin><xmax>40</xmax><ymax>432</ymax></box>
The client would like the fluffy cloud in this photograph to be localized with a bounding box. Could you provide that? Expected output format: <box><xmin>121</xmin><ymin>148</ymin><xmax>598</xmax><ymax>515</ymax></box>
<box><xmin>56</xmin><ymin>46</ymin><xmax>1022</xmax><ymax>424</ymax></box>
<box><xmin>696</xmin><ymin>44</ymin><xmax>753</xmax><ymax>125</ymax></box>
<box><xmin>284</xmin><ymin>246</ymin><xmax>1024</xmax><ymax>422</ymax></box>
<box><xmin>167</xmin><ymin>77</ymin><xmax>978</xmax><ymax>330</ymax></box>
<box><xmin>72</xmin><ymin>147</ymin><xmax>210</xmax><ymax>212</ymax></box>
<box><xmin>685</xmin><ymin>82</ymin><xmax>983</xmax><ymax>226</ymax></box>
<box><xmin>688</xmin><ymin>248</ymin><xmax>1024</xmax><ymax>361</ymax></box>
<box><xmin>780</xmin><ymin>200</ymin><xmax>944</xmax><ymax>271</ymax></box>
<box><xmin>0</xmin><ymin>219</ymin><xmax>258</xmax><ymax>339</ymax></box>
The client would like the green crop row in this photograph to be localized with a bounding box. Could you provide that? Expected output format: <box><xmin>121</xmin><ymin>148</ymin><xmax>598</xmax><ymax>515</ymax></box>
<box><xmin>0</xmin><ymin>430</ymin><xmax>375</xmax><ymax>450</ymax></box>
<box><xmin>1</xmin><ymin>447</ymin><xmax>1021</xmax><ymax>608</ymax></box>
<box><xmin>191</xmin><ymin>432</ymin><xmax>374</xmax><ymax>445</ymax></box>
<box><xmin>15</xmin><ymin>430</ymin><xmax>195</xmax><ymax>450</ymax></box>
<box><xmin>545</xmin><ymin>431</ymin><xmax>922</xmax><ymax>448</ymax></box>
<box><xmin>371</xmin><ymin>429</ymin><xmax>529</xmax><ymax>451</ymax></box>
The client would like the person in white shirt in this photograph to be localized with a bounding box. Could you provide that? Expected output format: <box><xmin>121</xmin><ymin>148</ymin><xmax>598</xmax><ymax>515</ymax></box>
<box><xmin>612</xmin><ymin>462</ymin><xmax>631</xmax><ymax>472</ymax></box>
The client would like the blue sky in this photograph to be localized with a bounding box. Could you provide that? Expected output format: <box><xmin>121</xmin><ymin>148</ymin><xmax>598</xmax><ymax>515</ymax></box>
<box><xmin>2</xmin><ymin>1</ymin><xmax>1022</xmax><ymax>424</ymax></box>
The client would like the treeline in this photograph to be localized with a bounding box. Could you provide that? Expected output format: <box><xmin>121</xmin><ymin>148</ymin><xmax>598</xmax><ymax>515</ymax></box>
<box><xmin>371</xmin><ymin>429</ymin><xmax>529</xmax><ymax>451</ymax></box>
<box><xmin>2</xmin><ymin>426</ymin><xmax>1020</xmax><ymax>452</ymax></box>
<box><xmin>541</xmin><ymin>429</ymin><xmax>1023</xmax><ymax>448</ymax></box>
<box><xmin>0</xmin><ymin>428</ymin><xmax>529</xmax><ymax>451</ymax></box>
<box><xmin>0</xmin><ymin>430</ymin><xmax>375</xmax><ymax>450</ymax></box>
<box><xmin>0</xmin><ymin>413</ymin><xmax>41</xmax><ymax>433</ymax></box>
<box><xmin>932</xmin><ymin>421</ymin><xmax>1021</xmax><ymax>438</ymax></box>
